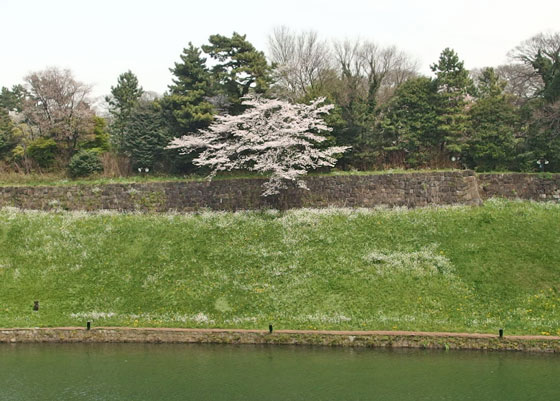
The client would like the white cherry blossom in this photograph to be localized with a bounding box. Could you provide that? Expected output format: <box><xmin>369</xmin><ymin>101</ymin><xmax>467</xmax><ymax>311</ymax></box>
<box><xmin>168</xmin><ymin>96</ymin><xmax>349</xmax><ymax>196</ymax></box>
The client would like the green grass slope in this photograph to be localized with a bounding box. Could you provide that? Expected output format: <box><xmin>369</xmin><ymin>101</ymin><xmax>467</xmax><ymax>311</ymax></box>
<box><xmin>1</xmin><ymin>200</ymin><xmax>559</xmax><ymax>335</ymax></box>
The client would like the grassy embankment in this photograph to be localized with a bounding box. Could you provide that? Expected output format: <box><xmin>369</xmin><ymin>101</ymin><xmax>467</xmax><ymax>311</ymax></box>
<box><xmin>0</xmin><ymin>199</ymin><xmax>559</xmax><ymax>335</ymax></box>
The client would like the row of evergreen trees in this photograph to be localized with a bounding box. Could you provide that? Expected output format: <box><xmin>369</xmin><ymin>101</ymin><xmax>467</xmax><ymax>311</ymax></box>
<box><xmin>105</xmin><ymin>32</ymin><xmax>560</xmax><ymax>173</ymax></box>
<box><xmin>1</xmin><ymin>31</ymin><xmax>559</xmax><ymax>175</ymax></box>
<box><xmin>105</xmin><ymin>33</ymin><xmax>274</xmax><ymax>173</ymax></box>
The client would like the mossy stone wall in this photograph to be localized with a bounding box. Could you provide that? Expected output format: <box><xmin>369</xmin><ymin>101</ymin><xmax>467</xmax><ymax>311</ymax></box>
<box><xmin>1</xmin><ymin>172</ymin><xmax>559</xmax><ymax>212</ymax></box>
<box><xmin>0</xmin><ymin>171</ymin><xmax>482</xmax><ymax>212</ymax></box>
<box><xmin>478</xmin><ymin>173</ymin><xmax>560</xmax><ymax>202</ymax></box>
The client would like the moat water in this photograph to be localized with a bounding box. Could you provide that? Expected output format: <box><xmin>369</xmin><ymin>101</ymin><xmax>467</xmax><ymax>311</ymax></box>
<box><xmin>1</xmin><ymin>343</ymin><xmax>558</xmax><ymax>400</ymax></box>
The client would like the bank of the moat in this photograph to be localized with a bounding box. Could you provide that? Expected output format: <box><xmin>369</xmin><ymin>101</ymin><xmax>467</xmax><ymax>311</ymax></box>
<box><xmin>1</xmin><ymin>327</ymin><xmax>559</xmax><ymax>353</ymax></box>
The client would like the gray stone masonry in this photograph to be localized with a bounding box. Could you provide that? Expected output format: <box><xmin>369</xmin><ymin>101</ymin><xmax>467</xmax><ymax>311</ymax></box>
<box><xmin>0</xmin><ymin>171</ymin><xmax>558</xmax><ymax>212</ymax></box>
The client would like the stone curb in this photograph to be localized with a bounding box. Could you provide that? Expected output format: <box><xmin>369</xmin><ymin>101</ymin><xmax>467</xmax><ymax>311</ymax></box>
<box><xmin>1</xmin><ymin>327</ymin><xmax>558</xmax><ymax>353</ymax></box>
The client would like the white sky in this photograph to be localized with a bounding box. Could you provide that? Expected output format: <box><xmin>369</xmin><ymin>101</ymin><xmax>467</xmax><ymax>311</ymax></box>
<box><xmin>1</xmin><ymin>0</ymin><xmax>559</xmax><ymax>104</ymax></box>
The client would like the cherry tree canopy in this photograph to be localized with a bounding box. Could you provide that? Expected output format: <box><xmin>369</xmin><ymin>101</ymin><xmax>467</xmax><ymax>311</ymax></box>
<box><xmin>168</xmin><ymin>96</ymin><xmax>349</xmax><ymax>196</ymax></box>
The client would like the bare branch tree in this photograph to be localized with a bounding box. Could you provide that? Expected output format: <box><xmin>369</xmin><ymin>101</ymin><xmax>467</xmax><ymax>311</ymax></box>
<box><xmin>268</xmin><ymin>27</ymin><xmax>333</xmax><ymax>100</ymax></box>
<box><xmin>495</xmin><ymin>64</ymin><xmax>543</xmax><ymax>102</ymax></box>
<box><xmin>508</xmin><ymin>32</ymin><xmax>560</xmax><ymax>102</ymax></box>
<box><xmin>332</xmin><ymin>39</ymin><xmax>418</xmax><ymax>107</ymax></box>
<box><xmin>23</xmin><ymin>67</ymin><xmax>94</xmax><ymax>156</ymax></box>
<box><xmin>333</xmin><ymin>39</ymin><xmax>365</xmax><ymax>106</ymax></box>
<box><xmin>269</xmin><ymin>28</ymin><xmax>418</xmax><ymax>107</ymax></box>
<box><xmin>509</xmin><ymin>32</ymin><xmax>560</xmax><ymax>64</ymax></box>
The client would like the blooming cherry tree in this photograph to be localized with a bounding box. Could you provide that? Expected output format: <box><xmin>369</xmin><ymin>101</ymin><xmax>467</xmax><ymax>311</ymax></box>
<box><xmin>168</xmin><ymin>96</ymin><xmax>349</xmax><ymax>196</ymax></box>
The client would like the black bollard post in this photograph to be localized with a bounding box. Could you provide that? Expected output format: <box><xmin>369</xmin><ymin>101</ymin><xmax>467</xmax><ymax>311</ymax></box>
<box><xmin>499</xmin><ymin>329</ymin><xmax>503</xmax><ymax>338</ymax></box>
<box><xmin>33</xmin><ymin>301</ymin><xmax>39</xmax><ymax>311</ymax></box>
<box><xmin>269</xmin><ymin>324</ymin><xmax>273</xmax><ymax>334</ymax></box>
<box><xmin>87</xmin><ymin>321</ymin><xmax>91</xmax><ymax>330</ymax></box>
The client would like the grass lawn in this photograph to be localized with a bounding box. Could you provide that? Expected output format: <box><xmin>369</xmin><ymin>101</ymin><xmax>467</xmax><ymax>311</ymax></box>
<box><xmin>0</xmin><ymin>199</ymin><xmax>559</xmax><ymax>335</ymax></box>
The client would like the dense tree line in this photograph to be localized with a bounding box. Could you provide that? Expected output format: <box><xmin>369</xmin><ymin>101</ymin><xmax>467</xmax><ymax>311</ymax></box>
<box><xmin>1</xmin><ymin>30</ymin><xmax>559</xmax><ymax>177</ymax></box>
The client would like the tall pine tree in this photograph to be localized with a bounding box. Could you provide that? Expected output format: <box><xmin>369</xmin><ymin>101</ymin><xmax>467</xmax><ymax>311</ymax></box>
<box><xmin>430</xmin><ymin>48</ymin><xmax>473</xmax><ymax>158</ymax></box>
<box><xmin>466</xmin><ymin>68</ymin><xmax>520</xmax><ymax>171</ymax></box>
<box><xmin>378</xmin><ymin>77</ymin><xmax>440</xmax><ymax>167</ymax></box>
<box><xmin>162</xmin><ymin>43</ymin><xmax>214</xmax><ymax>136</ymax></box>
<box><xmin>106</xmin><ymin>70</ymin><xmax>144</xmax><ymax>152</ymax></box>
<box><xmin>123</xmin><ymin>100</ymin><xmax>171</xmax><ymax>171</ymax></box>
<box><xmin>202</xmin><ymin>32</ymin><xmax>273</xmax><ymax>114</ymax></box>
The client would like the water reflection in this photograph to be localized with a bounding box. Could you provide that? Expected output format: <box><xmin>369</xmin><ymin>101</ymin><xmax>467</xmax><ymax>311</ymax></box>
<box><xmin>0</xmin><ymin>344</ymin><xmax>558</xmax><ymax>400</ymax></box>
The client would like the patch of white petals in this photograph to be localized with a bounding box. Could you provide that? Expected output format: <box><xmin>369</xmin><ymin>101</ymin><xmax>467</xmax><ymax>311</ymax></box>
<box><xmin>364</xmin><ymin>245</ymin><xmax>454</xmax><ymax>276</ymax></box>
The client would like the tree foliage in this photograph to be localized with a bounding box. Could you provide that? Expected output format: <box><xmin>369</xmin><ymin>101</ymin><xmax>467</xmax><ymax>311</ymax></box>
<box><xmin>0</xmin><ymin>108</ymin><xmax>17</xmax><ymax>159</ymax></box>
<box><xmin>168</xmin><ymin>96</ymin><xmax>349</xmax><ymax>195</ymax></box>
<box><xmin>4</xmin><ymin>30</ymin><xmax>560</xmax><ymax>175</ymax></box>
<box><xmin>106</xmin><ymin>70</ymin><xmax>144</xmax><ymax>151</ymax></box>
<box><xmin>524</xmin><ymin>100</ymin><xmax>560</xmax><ymax>171</ymax></box>
<box><xmin>378</xmin><ymin>77</ymin><xmax>439</xmax><ymax>167</ymax></box>
<box><xmin>68</xmin><ymin>150</ymin><xmax>104</xmax><ymax>178</ymax></box>
<box><xmin>26</xmin><ymin>137</ymin><xmax>58</xmax><ymax>168</ymax></box>
<box><xmin>123</xmin><ymin>100</ymin><xmax>171</xmax><ymax>170</ymax></box>
<box><xmin>203</xmin><ymin>33</ymin><xmax>273</xmax><ymax>114</ymax></box>
<box><xmin>430</xmin><ymin>48</ymin><xmax>473</xmax><ymax>155</ymax></box>
<box><xmin>162</xmin><ymin>43</ymin><xmax>215</xmax><ymax>136</ymax></box>
<box><xmin>465</xmin><ymin>68</ymin><xmax>520</xmax><ymax>171</ymax></box>
<box><xmin>0</xmin><ymin>85</ymin><xmax>27</xmax><ymax>112</ymax></box>
<box><xmin>81</xmin><ymin>116</ymin><xmax>111</xmax><ymax>152</ymax></box>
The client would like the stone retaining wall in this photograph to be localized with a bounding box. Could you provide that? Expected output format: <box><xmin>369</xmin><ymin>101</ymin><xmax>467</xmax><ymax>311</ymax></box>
<box><xmin>1</xmin><ymin>327</ymin><xmax>558</xmax><ymax>352</ymax></box>
<box><xmin>1</xmin><ymin>172</ymin><xmax>559</xmax><ymax>212</ymax></box>
<box><xmin>0</xmin><ymin>171</ymin><xmax>482</xmax><ymax>211</ymax></box>
<box><xmin>478</xmin><ymin>173</ymin><xmax>560</xmax><ymax>202</ymax></box>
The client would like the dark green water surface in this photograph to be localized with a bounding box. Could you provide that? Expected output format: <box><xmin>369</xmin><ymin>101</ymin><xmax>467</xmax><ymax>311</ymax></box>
<box><xmin>0</xmin><ymin>344</ymin><xmax>558</xmax><ymax>400</ymax></box>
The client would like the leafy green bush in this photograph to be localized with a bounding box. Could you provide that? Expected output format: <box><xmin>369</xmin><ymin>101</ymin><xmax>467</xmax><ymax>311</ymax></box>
<box><xmin>27</xmin><ymin>137</ymin><xmax>58</xmax><ymax>168</ymax></box>
<box><xmin>68</xmin><ymin>150</ymin><xmax>103</xmax><ymax>178</ymax></box>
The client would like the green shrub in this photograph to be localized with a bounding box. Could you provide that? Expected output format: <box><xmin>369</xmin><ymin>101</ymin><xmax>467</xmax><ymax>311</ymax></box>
<box><xmin>68</xmin><ymin>150</ymin><xmax>103</xmax><ymax>178</ymax></box>
<box><xmin>81</xmin><ymin>116</ymin><xmax>111</xmax><ymax>152</ymax></box>
<box><xmin>27</xmin><ymin>137</ymin><xmax>58</xmax><ymax>168</ymax></box>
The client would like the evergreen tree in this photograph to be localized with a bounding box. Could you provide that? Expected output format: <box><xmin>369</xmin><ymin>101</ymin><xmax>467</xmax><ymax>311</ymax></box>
<box><xmin>123</xmin><ymin>100</ymin><xmax>171</xmax><ymax>171</ymax></box>
<box><xmin>477</xmin><ymin>67</ymin><xmax>507</xmax><ymax>98</ymax></box>
<box><xmin>106</xmin><ymin>70</ymin><xmax>144</xmax><ymax>151</ymax></box>
<box><xmin>202</xmin><ymin>32</ymin><xmax>273</xmax><ymax>114</ymax></box>
<box><xmin>466</xmin><ymin>68</ymin><xmax>520</xmax><ymax>171</ymax></box>
<box><xmin>162</xmin><ymin>43</ymin><xmax>214</xmax><ymax>135</ymax></box>
<box><xmin>335</xmin><ymin>98</ymin><xmax>375</xmax><ymax>169</ymax></box>
<box><xmin>0</xmin><ymin>108</ymin><xmax>17</xmax><ymax>159</ymax></box>
<box><xmin>430</xmin><ymin>48</ymin><xmax>473</xmax><ymax>156</ymax></box>
<box><xmin>0</xmin><ymin>85</ymin><xmax>26</xmax><ymax>112</ymax></box>
<box><xmin>531</xmin><ymin>50</ymin><xmax>560</xmax><ymax>103</ymax></box>
<box><xmin>523</xmin><ymin>100</ymin><xmax>560</xmax><ymax>171</ymax></box>
<box><xmin>331</xmin><ymin>65</ymin><xmax>377</xmax><ymax>169</ymax></box>
<box><xmin>378</xmin><ymin>77</ymin><xmax>440</xmax><ymax>167</ymax></box>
